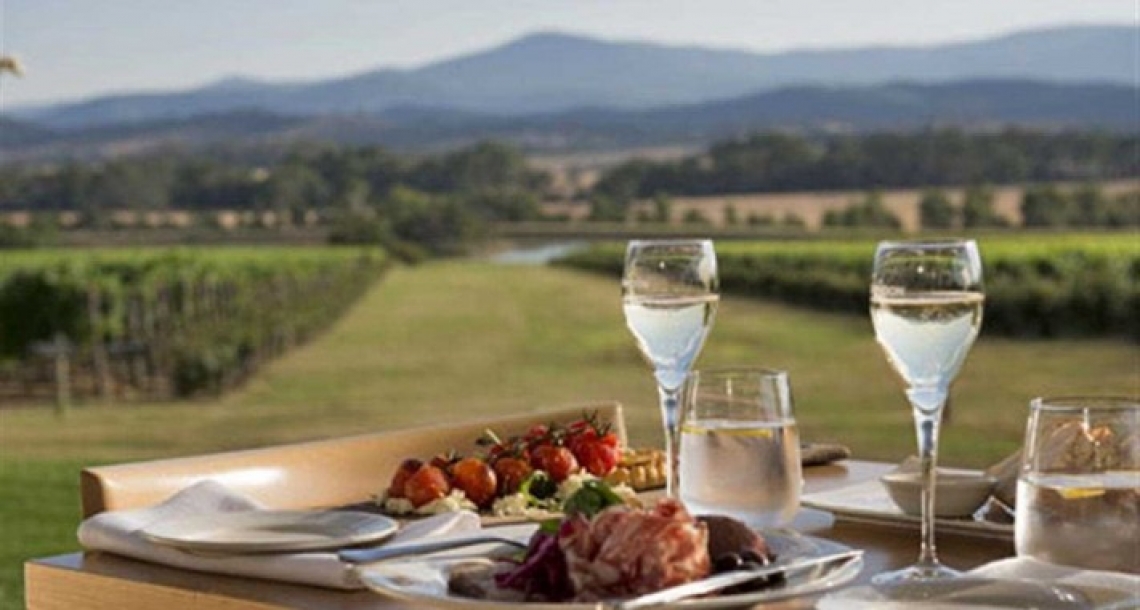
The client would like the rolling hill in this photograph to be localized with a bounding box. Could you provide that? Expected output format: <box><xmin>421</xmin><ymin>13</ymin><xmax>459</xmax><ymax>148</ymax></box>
<box><xmin>2</xmin><ymin>79</ymin><xmax>1134</xmax><ymax>162</ymax></box>
<box><xmin>14</xmin><ymin>24</ymin><xmax>1135</xmax><ymax>129</ymax></box>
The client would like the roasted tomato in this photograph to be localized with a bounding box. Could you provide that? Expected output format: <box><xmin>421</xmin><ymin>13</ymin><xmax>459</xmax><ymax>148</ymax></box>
<box><xmin>451</xmin><ymin>457</ymin><xmax>498</xmax><ymax>508</ymax></box>
<box><xmin>404</xmin><ymin>464</ymin><xmax>452</xmax><ymax>507</ymax></box>
<box><xmin>493</xmin><ymin>456</ymin><xmax>533</xmax><ymax>495</ymax></box>
<box><xmin>387</xmin><ymin>458</ymin><xmax>424</xmax><ymax>499</ymax></box>
<box><xmin>532</xmin><ymin>445</ymin><xmax>579</xmax><ymax>482</ymax></box>
<box><xmin>577</xmin><ymin>441</ymin><xmax>621</xmax><ymax>476</ymax></box>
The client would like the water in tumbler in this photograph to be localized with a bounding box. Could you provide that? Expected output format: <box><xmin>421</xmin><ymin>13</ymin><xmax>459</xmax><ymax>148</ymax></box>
<box><xmin>1016</xmin><ymin>471</ymin><xmax>1140</xmax><ymax>574</ymax></box>
<box><xmin>679</xmin><ymin>419</ymin><xmax>801</xmax><ymax>528</ymax></box>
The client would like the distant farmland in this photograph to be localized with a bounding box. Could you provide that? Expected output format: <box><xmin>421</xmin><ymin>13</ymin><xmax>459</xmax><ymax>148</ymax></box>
<box><xmin>540</xmin><ymin>179</ymin><xmax>1140</xmax><ymax>232</ymax></box>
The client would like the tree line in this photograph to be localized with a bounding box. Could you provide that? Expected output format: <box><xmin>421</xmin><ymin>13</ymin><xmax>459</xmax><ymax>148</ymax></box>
<box><xmin>0</xmin><ymin>142</ymin><xmax>550</xmax><ymax>256</ymax></box>
<box><xmin>0</xmin><ymin>128</ymin><xmax>1136</xmax><ymax>251</ymax></box>
<box><xmin>817</xmin><ymin>183</ymin><xmax>1139</xmax><ymax>231</ymax></box>
<box><xmin>592</xmin><ymin>129</ymin><xmax>1137</xmax><ymax>201</ymax></box>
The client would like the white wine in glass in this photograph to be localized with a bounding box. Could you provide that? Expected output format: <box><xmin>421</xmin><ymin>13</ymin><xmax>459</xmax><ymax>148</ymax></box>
<box><xmin>870</xmin><ymin>239</ymin><xmax>983</xmax><ymax>586</ymax></box>
<box><xmin>622</xmin><ymin>239</ymin><xmax>718</xmax><ymax>497</ymax></box>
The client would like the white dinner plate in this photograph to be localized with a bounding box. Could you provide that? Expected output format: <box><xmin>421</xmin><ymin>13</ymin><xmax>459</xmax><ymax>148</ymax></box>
<box><xmin>355</xmin><ymin>523</ymin><xmax>863</xmax><ymax>609</ymax></box>
<box><xmin>801</xmin><ymin>477</ymin><xmax>1013</xmax><ymax>541</ymax></box>
<box><xmin>142</xmin><ymin>509</ymin><xmax>399</xmax><ymax>553</ymax></box>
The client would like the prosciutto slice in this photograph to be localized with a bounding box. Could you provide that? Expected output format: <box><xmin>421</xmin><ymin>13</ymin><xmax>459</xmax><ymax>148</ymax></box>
<box><xmin>558</xmin><ymin>498</ymin><xmax>710</xmax><ymax>600</ymax></box>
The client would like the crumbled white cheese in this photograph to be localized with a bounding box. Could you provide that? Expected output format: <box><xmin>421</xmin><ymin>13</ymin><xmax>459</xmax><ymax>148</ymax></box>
<box><xmin>610</xmin><ymin>482</ymin><xmax>640</xmax><ymax>506</ymax></box>
<box><xmin>555</xmin><ymin>472</ymin><xmax>599</xmax><ymax>501</ymax></box>
<box><xmin>414</xmin><ymin>489</ymin><xmax>477</xmax><ymax>515</ymax></box>
<box><xmin>377</xmin><ymin>489</ymin><xmax>476</xmax><ymax>516</ymax></box>
<box><xmin>381</xmin><ymin>496</ymin><xmax>415</xmax><ymax>515</ymax></box>
<box><xmin>491</xmin><ymin>492</ymin><xmax>532</xmax><ymax>517</ymax></box>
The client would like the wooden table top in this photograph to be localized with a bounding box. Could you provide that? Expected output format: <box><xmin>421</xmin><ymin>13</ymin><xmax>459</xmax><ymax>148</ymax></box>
<box><xmin>25</xmin><ymin>459</ymin><xmax>1015</xmax><ymax>610</ymax></box>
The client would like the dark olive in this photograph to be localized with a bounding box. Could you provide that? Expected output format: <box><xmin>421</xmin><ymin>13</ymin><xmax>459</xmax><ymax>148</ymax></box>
<box><xmin>713</xmin><ymin>553</ymin><xmax>743</xmax><ymax>573</ymax></box>
<box><xmin>740</xmin><ymin>549</ymin><xmax>771</xmax><ymax>566</ymax></box>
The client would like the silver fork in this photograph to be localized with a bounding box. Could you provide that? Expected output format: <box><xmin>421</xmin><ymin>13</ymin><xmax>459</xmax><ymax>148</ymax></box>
<box><xmin>338</xmin><ymin>533</ymin><xmax>529</xmax><ymax>564</ymax></box>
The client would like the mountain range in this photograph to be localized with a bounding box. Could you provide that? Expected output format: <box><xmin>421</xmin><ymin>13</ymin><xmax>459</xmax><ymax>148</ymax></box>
<box><xmin>1</xmin><ymin>24</ymin><xmax>1135</xmax><ymax>161</ymax></box>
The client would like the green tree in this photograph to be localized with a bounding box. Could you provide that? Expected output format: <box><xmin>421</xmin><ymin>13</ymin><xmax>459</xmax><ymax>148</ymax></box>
<box><xmin>462</xmin><ymin>189</ymin><xmax>541</xmax><ymax>222</ymax></box>
<box><xmin>747</xmin><ymin>213</ymin><xmax>774</xmax><ymax>226</ymax></box>
<box><xmin>918</xmin><ymin>188</ymin><xmax>954</xmax><ymax>230</ymax></box>
<box><xmin>593</xmin><ymin>160</ymin><xmax>652</xmax><ymax>203</ymax></box>
<box><xmin>1021</xmin><ymin>185</ymin><xmax>1072</xmax><ymax>227</ymax></box>
<box><xmin>652</xmin><ymin>194</ymin><xmax>672</xmax><ymax>223</ymax></box>
<box><xmin>961</xmin><ymin>184</ymin><xmax>1006</xmax><ymax>228</ymax></box>
<box><xmin>87</xmin><ymin>160</ymin><xmax>173</xmax><ymax>211</ymax></box>
<box><xmin>1071</xmin><ymin>183</ymin><xmax>1108</xmax><ymax>227</ymax></box>
<box><xmin>723</xmin><ymin>203</ymin><xmax>740</xmax><ymax>226</ymax></box>
<box><xmin>782</xmin><ymin>213</ymin><xmax>806</xmax><ymax>228</ymax></box>
<box><xmin>682</xmin><ymin>209</ymin><xmax>710</xmax><ymax>225</ymax></box>
<box><xmin>382</xmin><ymin>186</ymin><xmax>482</xmax><ymax>254</ymax></box>
<box><xmin>824</xmin><ymin>191</ymin><xmax>901</xmax><ymax>228</ymax></box>
<box><xmin>588</xmin><ymin>196</ymin><xmax>626</xmax><ymax>222</ymax></box>
<box><xmin>1105</xmin><ymin>190</ymin><xmax>1140</xmax><ymax>227</ymax></box>
<box><xmin>257</xmin><ymin>162</ymin><xmax>331</xmax><ymax>222</ymax></box>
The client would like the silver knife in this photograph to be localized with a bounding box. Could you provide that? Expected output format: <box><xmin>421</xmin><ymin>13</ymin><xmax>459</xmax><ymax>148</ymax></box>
<box><xmin>613</xmin><ymin>549</ymin><xmax>863</xmax><ymax>610</ymax></box>
<box><xmin>338</xmin><ymin>532</ymin><xmax>529</xmax><ymax>564</ymax></box>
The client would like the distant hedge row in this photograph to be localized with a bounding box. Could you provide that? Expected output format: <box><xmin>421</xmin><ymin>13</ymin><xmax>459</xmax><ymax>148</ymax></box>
<box><xmin>555</xmin><ymin>234</ymin><xmax>1139</xmax><ymax>340</ymax></box>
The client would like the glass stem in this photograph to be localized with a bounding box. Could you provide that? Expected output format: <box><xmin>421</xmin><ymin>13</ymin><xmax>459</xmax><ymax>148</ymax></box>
<box><xmin>658</xmin><ymin>385</ymin><xmax>681</xmax><ymax>497</ymax></box>
<box><xmin>908</xmin><ymin>387</ymin><xmax>947</xmax><ymax>571</ymax></box>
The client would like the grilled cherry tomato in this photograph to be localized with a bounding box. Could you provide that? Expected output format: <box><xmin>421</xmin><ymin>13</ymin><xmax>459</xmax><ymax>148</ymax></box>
<box><xmin>404</xmin><ymin>464</ymin><xmax>451</xmax><ymax>508</ymax></box>
<box><xmin>577</xmin><ymin>441</ymin><xmax>621</xmax><ymax>476</ymax></box>
<box><xmin>492</xmin><ymin>456</ymin><xmax>533</xmax><ymax>495</ymax></box>
<box><xmin>532</xmin><ymin>445</ymin><xmax>579</xmax><ymax>482</ymax></box>
<box><xmin>451</xmin><ymin>457</ymin><xmax>497</xmax><ymax>509</ymax></box>
<box><xmin>387</xmin><ymin>458</ymin><xmax>424</xmax><ymax>499</ymax></box>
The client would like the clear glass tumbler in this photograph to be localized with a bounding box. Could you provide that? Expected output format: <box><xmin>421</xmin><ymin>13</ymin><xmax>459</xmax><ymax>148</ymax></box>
<box><xmin>679</xmin><ymin>367</ymin><xmax>802</xmax><ymax>529</ymax></box>
<box><xmin>1016</xmin><ymin>396</ymin><xmax>1139</xmax><ymax>574</ymax></box>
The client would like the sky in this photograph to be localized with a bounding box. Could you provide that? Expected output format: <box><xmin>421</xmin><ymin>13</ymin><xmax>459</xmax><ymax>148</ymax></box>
<box><xmin>0</xmin><ymin>0</ymin><xmax>1134</xmax><ymax>108</ymax></box>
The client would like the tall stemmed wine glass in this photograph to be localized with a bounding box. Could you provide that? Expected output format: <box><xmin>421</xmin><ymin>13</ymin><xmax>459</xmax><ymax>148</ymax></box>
<box><xmin>870</xmin><ymin>239</ymin><xmax>984</xmax><ymax>586</ymax></box>
<box><xmin>623</xmin><ymin>239</ymin><xmax>719</xmax><ymax>497</ymax></box>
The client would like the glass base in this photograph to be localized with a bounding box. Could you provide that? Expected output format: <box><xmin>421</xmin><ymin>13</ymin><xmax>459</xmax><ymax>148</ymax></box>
<box><xmin>871</xmin><ymin>562</ymin><xmax>960</xmax><ymax>596</ymax></box>
<box><xmin>822</xmin><ymin>577</ymin><xmax>1091</xmax><ymax>609</ymax></box>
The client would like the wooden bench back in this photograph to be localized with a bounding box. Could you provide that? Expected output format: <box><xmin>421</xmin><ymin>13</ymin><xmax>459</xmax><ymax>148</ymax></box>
<box><xmin>80</xmin><ymin>402</ymin><xmax>625</xmax><ymax>517</ymax></box>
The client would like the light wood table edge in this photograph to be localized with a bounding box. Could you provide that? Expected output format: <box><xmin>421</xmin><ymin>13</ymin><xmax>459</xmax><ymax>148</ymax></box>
<box><xmin>26</xmin><ymin>557</ymin><xmax>288</xmax><ymax>610</ymax></box>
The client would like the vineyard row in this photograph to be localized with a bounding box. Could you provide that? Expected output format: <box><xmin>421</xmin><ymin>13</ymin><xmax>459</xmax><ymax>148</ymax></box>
<box><xmin>556</xmin><ymin>234</ymin><xmax>1140</xmax><ymax>341</ymax></box>
<box><xmin>0</xmin><ymin>247</ymin><xmax>387</xmax><ymax>402</ymax></box>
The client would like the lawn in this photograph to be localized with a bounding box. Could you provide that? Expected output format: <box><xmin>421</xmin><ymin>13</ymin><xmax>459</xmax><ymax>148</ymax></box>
<box><xmin>1</xmin><ymin>261</ymin><xmax>1136</xmax><ymax>609</ymax></box>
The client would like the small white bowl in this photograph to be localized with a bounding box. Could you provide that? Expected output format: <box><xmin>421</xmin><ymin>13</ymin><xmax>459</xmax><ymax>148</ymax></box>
<box><xmin>881</xmin><ymin>471</ymin><xmax>997</xmax><ymax>518</ymax></box>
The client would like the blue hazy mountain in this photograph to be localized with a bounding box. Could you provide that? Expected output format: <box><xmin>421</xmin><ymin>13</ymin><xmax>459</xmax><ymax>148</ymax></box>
<box><xmin>4</xmin><ymin>79</ymin><xmax>1133</xmax><ymax>162</ymax></box>
<box><xmin>16</xmin><ymin>24</ymin><xmax>1135</xmax><ymax>129</ymax></box>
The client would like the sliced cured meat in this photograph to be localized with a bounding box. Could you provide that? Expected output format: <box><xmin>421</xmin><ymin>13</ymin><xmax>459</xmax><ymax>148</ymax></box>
<box><xmin>559</xmin><ymin>498</ymin><xmax>710</xmax><ymax>600</ymax></box>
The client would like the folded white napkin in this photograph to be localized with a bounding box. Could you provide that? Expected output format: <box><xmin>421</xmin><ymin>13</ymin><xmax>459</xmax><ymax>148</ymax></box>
<box><xmin>77</xmin><ymin>480</ymin><xmax>481</xmax><ymax>590</ymax></box>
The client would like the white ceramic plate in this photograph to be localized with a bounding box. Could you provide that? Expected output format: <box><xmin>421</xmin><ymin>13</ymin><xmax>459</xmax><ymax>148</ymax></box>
<box><xmin>355</xmin><ymin>524</ymin><xmax>863</xmax><ymax>609</ymax></box>
<box><xmin>142</xmin><ymin>509</ymin><xmax>399</xmax><ymax>553</ymax></box>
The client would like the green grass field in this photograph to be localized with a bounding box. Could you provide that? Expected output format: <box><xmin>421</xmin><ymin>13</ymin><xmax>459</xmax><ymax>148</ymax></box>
<box><xmin>2</xmin><ymin>261</ymin><xmax>1136</xmax><ymax>609</ymax></box>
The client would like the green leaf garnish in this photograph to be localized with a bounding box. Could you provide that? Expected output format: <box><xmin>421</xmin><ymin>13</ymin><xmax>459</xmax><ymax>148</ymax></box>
<box><xmin>562</xmin><ymin>479</ymin><xmax>625</xmax><ymax>519</ymax></box>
